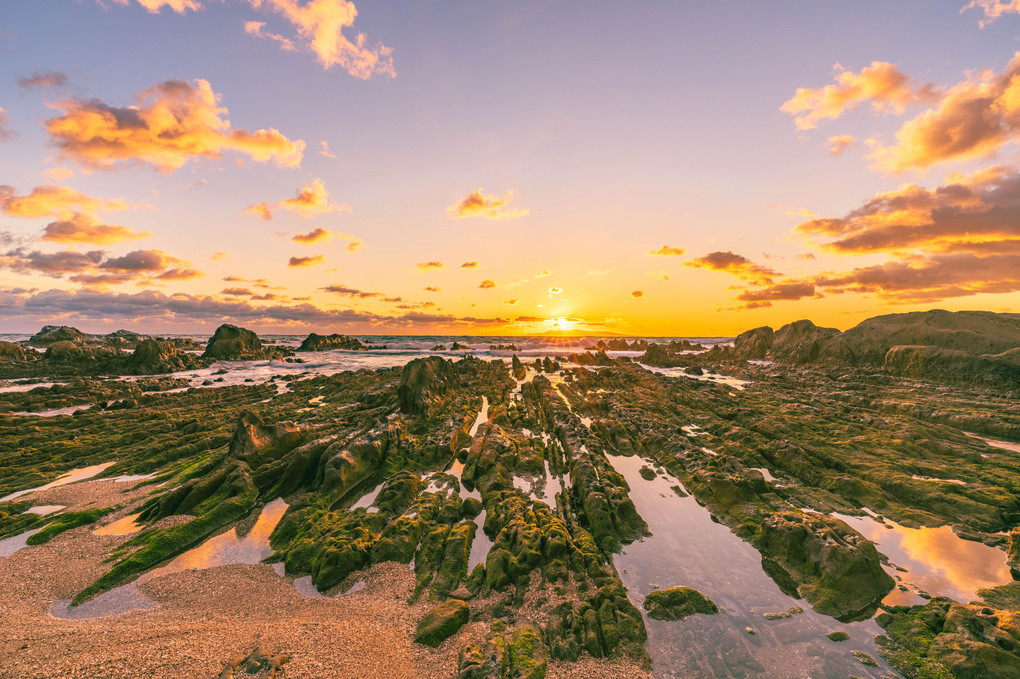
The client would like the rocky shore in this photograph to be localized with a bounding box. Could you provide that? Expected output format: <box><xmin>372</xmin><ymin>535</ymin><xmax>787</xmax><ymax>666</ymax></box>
<box><xmin>1</xmin><ymin>310</ymin><xmax>1018</xmax><ymax>677</ymax></box>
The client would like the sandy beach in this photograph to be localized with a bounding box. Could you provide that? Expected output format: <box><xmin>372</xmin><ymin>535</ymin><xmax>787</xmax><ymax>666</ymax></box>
<box><xmin>0</xmin><ymin>478</ymin><xmax>646</xmax><ymax>679</ymax></box>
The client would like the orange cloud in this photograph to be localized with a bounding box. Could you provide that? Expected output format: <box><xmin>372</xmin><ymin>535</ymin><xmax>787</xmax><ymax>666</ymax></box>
<box><xmin>731</xmin><ymin>165</ymin><xmax>1020</xmax><ymax>308</ymax></box>
<box><xmin>243</xmin><ymin>0</ymin><xmax>394</xmax><ymax>78</ymax></box>
<box><xmin>870</xmin><ymin>53</ymin><xmax>1020</xmax><ymax>172</ymax></box>
<box><xmin>44</xmin><ymin>78</ymin><xmax>304</xmax><ymax>172</ymax></box>
<box><xmin>735</xmin><ymin>282</ymin><xmax>816</xmax><ymax>309</ymax></box>
<box><xmin>479</xmin><ymin>279</ymin><xmax>496</xmax><ymax>289</ymax></box>
<box><xmin>962</xmin><ymin>0</ymin><xmax>1020</xmax><ymax>26</ymax></box>
<box><xmin>211</xmin><ymin>251</ymin><xmax>229</xmax><ymax>260</ymax></box>
<box><xmin>101</xmin><ymin>249</ymin><xmax>183</xmax><ymax>272</ymax></box>
<box><xmin>291</xmin><ymin>227</ymin><xmax>361</xmax><ymax>251</ymax></box>
<box><xmin>793</xmin><ymin>165</ymin><xmax>1020</xmax><ymax>254</ymax></box>
<box><xmin>781</xmin><ymin>62</ymin><xmax>939</xmax><ymax>130</ymax></box>
<box><xmin>417</xmin><ymin>261</ymin><xmax>444</xmax><ymax>271</ymax></box>
<box><xmin>505</xmin><ymin>298</ymin><xmax>519</xmax><ymax>305</ymax></box>
<box><xmin>244</xmin><ymin>202</ymin><xmax>273</xmax><ymax>221</ymax></box>
<box><xmin>535</xmin><ymin>269</ymin><xmax>551</xmax><ymax>277</ymax></box>
<box><xmin>288</xmin><ymin>254</ymin><xmax>325</xmax><ymax>267</ymax></box>
<box><xmin>243</xmin><ymin>20</ymin><xmax>296</xmax><ymax>51</ymax></box>
<box><xmin>827</xmin><ymin>135</ymin><xmax>856</xmax><ymax>157</ymax></box>
<box><xmin>319</xmin><ymin>141</ymin><xmax>336</xmax><ymax>158</ymax></box>
<box><xmin>109</xmin><ymin>0</ymin><xmax>201</xmax><ymax>13</ymax></box>
<box><xmin>155</xmin><ymin>267</ymin><xmax>203</xmax><ymax>280</ymax></box>
<box><xmin>649</xmin><ymin>245</ymin><xmax>685</xmax><ymax>256</ymax></box>
<box><xmin>321</xmin><ymin>284</ymin><xmax>383</xmax><ymax>298</ymax></box>
<box><xmin>460</xmin><ymin>261</ymin><xmax>479</xmax><ymax>269</ymax></box>
<box><xmin>424</xmin><ymin>286</ymin><xmax>440</xmax><ymax>292</ymax></box>
<box><xmin>0</xmin><ymin>108</ymin><xmax>11</xmax><ymax>141</ymax></box>
<box><xmin>685</xmin><ymin>251</ymin><xmax>778</xmax><ymax>284</ymax></box>
<box><xmin>808</xmin><ymin>253</ymin><xmax>1020</xmax><ymax>302</ymax></box>
<box><xmin>447</xmin><ymin>189</ymin><xmax>529</xmax><ymax>221</ymax></box>
<box><xmin>0</xmin><ymin>246</ymin><xmax>202</xmax><ymax>286</ymax></box>
<box><xmin>0</xmin><ymin>184</ymin><xmax>128</xmax><ymax>219</ymax></box>
<box><xmin>44</xmin><ymin>167</ymin><xmax>74</xmax><ymax>180</ymax></box>
<box><xmin>107</xmin><ymin>0</ymin><xmax>394</xmax><ymax>78</ymax></box>
<box><xmin>631</xmin><ymin>290</ymin><xmax>644</xmax><ymax>298</ymax></box>
<box><xmin>41</xmin><ymin>213</ymin><xmax>151</xmax><ymax>245</ymax></box>
<box><xmin>247</xmin><ymin>178</ymin><xmax>349</xmax><ymax>220</ymax></box>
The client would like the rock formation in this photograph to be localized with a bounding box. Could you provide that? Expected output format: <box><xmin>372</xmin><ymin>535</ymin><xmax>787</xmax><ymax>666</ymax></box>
<box><xmin>297</xmin><ymin>333</ymin><xmax>365</xmax><ymax>352</ymax></box>
<box><xmin>203</xmin><ymin>324</ymin><xmax>283</xmax><ymax>361</ymax></box>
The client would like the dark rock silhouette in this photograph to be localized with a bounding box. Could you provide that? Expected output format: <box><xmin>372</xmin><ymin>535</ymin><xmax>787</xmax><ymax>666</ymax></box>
<box><xmin>297</xmin><ymin>333</ymin><xmax>365</xmax><ymax>352</ymax></box>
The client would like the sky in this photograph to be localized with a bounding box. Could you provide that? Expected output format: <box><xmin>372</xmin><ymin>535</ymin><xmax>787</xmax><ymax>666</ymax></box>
<box><xmin>1</xmin><ymin>0</ymin><xmax>1019</xmax><ymax>336</ymax></box>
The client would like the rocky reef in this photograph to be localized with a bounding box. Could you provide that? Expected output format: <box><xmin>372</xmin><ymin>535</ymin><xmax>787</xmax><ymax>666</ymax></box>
<box><xmin>720</xmin><ymin>310</ymin><xmax>1020</xmax><ymax>388</ymax></box>
<box><xmin>1</xmin><ymin>310</ymin><xmax>1019</xmax><ymax>676</ymax></box>
<box><xmin>203</xmin><ymin>324</ymin><xmax>287</xmax><ymax>361</ymax></box>
<box><xmin>297</xmin><ymin>333</ymin><xmax>366</xmax><ymax>352</ymax></box>
<box><xmin>876</xmin><ymin>588</ymin><xmax>1020</xmax><ymax>678</ymax></box>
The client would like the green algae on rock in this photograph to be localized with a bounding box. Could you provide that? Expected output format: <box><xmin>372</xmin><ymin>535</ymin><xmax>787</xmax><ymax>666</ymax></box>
<box><xmin>457</xmin><ymin>625</ymin><xmax>548</xmax><ymax>679</ymax></box>
<box><xmin>642</xmin><ymin>586</ymin><xmax>718</xmax><ymax>621</ymax></box>
<box><xmin>876</xmin><ymin>594</ymin><xmax>1020</xmax><ymax>679</ymax></box>
<box><xmin>415</xmin><ymin>599</ymin><xmax>470</xmax><ymax>647</ymax></box>
<box><xmin>2</xmin><ymin>311</ymin><xmax>1019</xmax><ymax>676</ymax></box>
<box><xmin>26</xmin><ymin>507</ymin><xmax>113</xmax><ymax>545</ymax></box>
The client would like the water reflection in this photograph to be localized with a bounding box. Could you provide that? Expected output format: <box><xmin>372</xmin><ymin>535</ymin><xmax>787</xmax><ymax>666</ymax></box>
<box><xmin>50</xmin><ymin>583</ymin><xmax>157</xmax><ymax>620</ymax></box>
<box><xmin>94</xmin><ymin>513</ymin><xmax>143</xmax><ymax>536</ymax></box>
<box><xmin>0</xmin><ymin>462</ymin><xmax>116</xmax><ymax>502</ymax></box>
<box><xmin>836</xmin><ymin>513</ymin><xmax>1011</xmax><ymax>604</ymax></box>
<box><xmin>351</xmin><ymin>481</ymin><xmax>385</xmax><ymax>513</ymax></box>
<box><xmin>50</xmin><ymin>499</ymin><xmax>289</xmax><ymax>621</ymax></box>
<box><xmin>0</xmin><ymin>528</ymin><xmax>43</xmax><ymax>557</ymax></box>
<box><xmin>640</xmin><ymin>365</ymin><xmax>748</xmax><ymax>390</ymax></box>
<box><xmin>604</xmin><ymin>452</ymin><xmax>890</xmax><ymax>678</ymax></box>
<box><xmin>967</xmin><ymin>433</ymin><xmax>1020</xmax><ymax>455</ymax></box>
<box><xmin>139</xmin><ymin>498</ymin><xmax>287</xmax><ymax>583</ymax></box>
<box><xmin>11</xmin><ymin>404</ymin><xmax>95</xmax><ymax>417</ymax></box>
<box><xmin>25</xmin><ymin>505</ymin><xmax>64</xmax><ymax>515</ymax></box>
<box><xmin>467</xmin><ymin>511</ymin><xmax>491</xmax><ymax>570</ymax></box>
<box><xmin>469</xmin><ymin>396</ymin><xmax>489</xmax><ymax>437</ymax></box>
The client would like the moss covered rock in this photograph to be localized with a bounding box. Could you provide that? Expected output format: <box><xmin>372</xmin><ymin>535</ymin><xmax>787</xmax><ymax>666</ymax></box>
<box><xmin>642</xmin><ymin>586</ymin><xmax>718</xmax><ymax>621</ymax></box>
<box><xmin>415</xmin><ymin>599</ymin><xmax>470</xmax><ymax>647</ymax></box>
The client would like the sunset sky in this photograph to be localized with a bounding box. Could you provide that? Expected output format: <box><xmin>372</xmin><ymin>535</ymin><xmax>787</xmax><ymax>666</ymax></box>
<box><xmin>1</xmin><ymin>1</ymin><xmax>1019</xmax><ymax>335</ymax></box>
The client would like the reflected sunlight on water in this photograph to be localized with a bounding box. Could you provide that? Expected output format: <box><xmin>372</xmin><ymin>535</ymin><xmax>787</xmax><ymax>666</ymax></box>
<box><xmin>139</xmin><ymin>498</ymin><xmax>287</xmax><ymax>582</ymax></box>
<box><xmin>838</xmin><ymin>514</ymin><xmax>1011</xmax><ymax>603</ymax></box>
<box><xmin>94</xmin><ymin>513</ymin><xmax>143</xmax><ymax>536</ymax></box>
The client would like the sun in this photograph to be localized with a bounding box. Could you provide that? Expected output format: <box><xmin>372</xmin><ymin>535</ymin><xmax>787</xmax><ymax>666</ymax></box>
<box><xmin>553</xmin><ymin>317</ymin><xmax>573</xmax><ymax>331</ymax></box>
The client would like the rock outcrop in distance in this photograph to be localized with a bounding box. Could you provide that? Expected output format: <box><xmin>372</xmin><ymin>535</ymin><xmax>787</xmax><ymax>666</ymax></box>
<box><xmin>0</xmin><ymin>342</ymin><xmax>26</xmax><ymax>361</ymax></box>
<box><xmin>126</xmin><ymin>339</ymin><xmax>205</xmax><ymax>375</ymax></box>
<box><xmin>28</xmin><ymin>325</ymin><xmax>88</xmax><ymax>346</ymax></box>
<box><xmin>203</xmin><ymin>324</ymin><xmax>288</xmax><ymax>361</ymax></box>
<box><xmin>297</xmin><ymin>333</ymin><xmax>366</xmax><ymax>352</ymax></box>
<box><xmin>641</xmin><ymin>310</ymin><xmax>1020</xmax><ymax>387</ymax></box>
